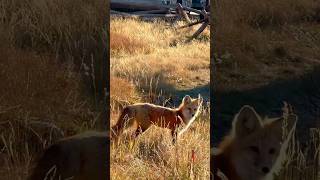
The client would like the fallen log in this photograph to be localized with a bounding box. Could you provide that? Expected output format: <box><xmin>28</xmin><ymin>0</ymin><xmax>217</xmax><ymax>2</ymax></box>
<box><xmin>191</xmin><ymin>21</ymin><xmax>209</xmax><ymax>39</ymax></box>
<box><xmin>182</xmin><ymin>6</ymin><xmax>204</xmax><ymax>16</ymax></box>
<box><xmin>111</xmin><ymin>1</ymin><xmax>169</xmax><ymax>12</ymax></box>
<box><xmin>110</xmin><ymin>2</ymin><xmax>210</xmax><ymax>39</ymax></box>
<box><xmin>176</xmin><ymin>3</ymin><xmax>191</xmax><ymax>23</ymax></box>
<box><xmin>134</xmin><ymin>9</ymin><xmax>170</xmax><ymax>14</ymax></box>
<box><xmin>110</xmin><ymin>10</ymin><xmax>138</xmax><ymax>17</ymax></box>
<box><xmin>111</xmin><ymin>10</ymin><xmax>177</xmax><ymax>19</ymax></box>
<box><xmin>179</xmin><ymin>18</ymin><xmax>206</xmax><ymax>28</ymax></box>
<box><xmin>132</xmin><ymin>13</ymin><xmax>177</xmax><ymax>18</ymax></box>
<box><xmin>182</xmin><ymin>6</ymin><xmax>210</xmax><ymax>20</ymax></box>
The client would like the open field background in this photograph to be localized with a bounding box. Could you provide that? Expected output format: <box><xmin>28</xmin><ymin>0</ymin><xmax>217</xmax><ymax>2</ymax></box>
<box><xmin>213</xmin><ymin>0</ymin><xmax>320</xmax><ymax>91</ymax></box>
<box><xmin>212</xmin><ymin>0</ymin><xmax>320</xmax><ymax>178</ymax></box>
<box><xmin>110</xmin><ymin>17</ymin><xmax>210</xmax><ymax>179</ymax></box>
<box><xmin>0</xmin><ymin>0</ymin><xmax>107</xmax><ymax>179</ymax></box>
<box><xmin>212</xmin><ymin>0</ymin><xmax>320</xmax><ymax>143</ymax></box>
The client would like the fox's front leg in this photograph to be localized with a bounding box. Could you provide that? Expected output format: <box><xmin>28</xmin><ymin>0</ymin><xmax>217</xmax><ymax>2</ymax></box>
<box><xmin>171</xmin><ymin>129</ymin><xmax>178</xmax><ymax>144</ymax></box>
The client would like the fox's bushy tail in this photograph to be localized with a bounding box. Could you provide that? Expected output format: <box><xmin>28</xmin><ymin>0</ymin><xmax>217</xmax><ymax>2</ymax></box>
<box><xmin>111</xmin><ymin>107</ymin><xmax>132</xmax><ymax>139</ymax></box>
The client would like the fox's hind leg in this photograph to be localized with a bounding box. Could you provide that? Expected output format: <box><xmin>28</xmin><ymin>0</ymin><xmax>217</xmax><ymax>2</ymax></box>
<box><xmin>133</xmin><ymin>122</ymin><xmax>152</xmax><ymax>138</ymax></box>
<box><xmin>171</xmin><ymin>129</ymin><xmax>178</xmax><ymax>144</ymax></box>
<box><xmin>134</xmin><ymin>126</ymin><xmax>148</xmax><ymax>138</ymax></box>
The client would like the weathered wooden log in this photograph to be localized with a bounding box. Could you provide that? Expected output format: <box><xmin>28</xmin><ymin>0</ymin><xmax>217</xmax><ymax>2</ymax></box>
<box><xmin>191</xmin><ymin>21</ymin><xmax>209</xmax><ymax>39</ymax></box>
<box><xmin>134</xmin><ymin>9</ymin><xmax>170</xmax><ymax>14</ymax></box>
<box><xmin>111</xmin><ymin>10</ymin><xmax>177</xmax><ymax>19</ymax></box>
<box><xmin>133</xmin><ymin>13</ymin><xmax>177</xmax><ymax>18</ymax></box>
<box><xmin>111</xmin><ymin>10</ymin><xmax>133</xmax><ymax>15</ymax></box>
<box><xmin>110</xmin><ymin>2</ymin><xmax>169</xmax><ymax>12</ymax></box>
<box><xmin>176</xmin><ymin>3</ymin><xmax>191</xmax><ymax>23</ymax></box>
<box><xmin>179</xmin><ymin>18</ymin><xmax>206</xmax><ymax>29</ymax></box>
<box><xmin>182</xmin><ymin>6</ymin><xmax>203</xmax><ymax>15</ymax></box>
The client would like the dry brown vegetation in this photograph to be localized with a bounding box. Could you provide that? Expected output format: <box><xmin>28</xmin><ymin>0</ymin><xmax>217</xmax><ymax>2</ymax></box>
<box><xmin>0</xmin><ymin>0</ymin><xmax>107</xmax><ymax>179</ymax></box>
<box><xmin>111</xmin><ymin>18</ymin><xmax>209</xmax><ymax>91</ymax></box>
<box><xmin>110</xmin><ymin>17</ymin><xmax>210</xmax><ymax>179</ymax></box>
<box><xmin>213</xmin><ymin>0</ymin><xmax>320</xmax><ymax>91</ymax></box>
<box><xmin>275</xmin><ymin>128</ymin><xmax>320</xmax><ymax>180</ymax></box>
<box><xmin>213</xmin><ymin>0</ymin><xmax>320</xmax><ymax>178</ymax></box>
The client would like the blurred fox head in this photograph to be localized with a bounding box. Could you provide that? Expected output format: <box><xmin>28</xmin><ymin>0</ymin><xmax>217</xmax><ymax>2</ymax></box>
<box><xmin>229</xmin><ymin>105</ymin><xmax>297</xmax><ymax>180</ymax></box>
<box><xmin>179</xmin><ymin>94</ymin><xmax>203</xmax><ymax>124</ymax></box>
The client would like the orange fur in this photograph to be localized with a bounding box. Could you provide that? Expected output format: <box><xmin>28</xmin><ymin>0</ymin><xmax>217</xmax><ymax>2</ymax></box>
<box><xmin>212</xmin><ymin>105</ymin><xmax>297</xmax><ymax>180</ymax></box>
<box><xmin>212</xmin><ymin>136</ymin><xmax>241</xmax><ymax>180</ymax></box>
<box><xmin>111</xmin><ymin>95</ymin><xmax>203</xmax><ymax>143</ymax></box>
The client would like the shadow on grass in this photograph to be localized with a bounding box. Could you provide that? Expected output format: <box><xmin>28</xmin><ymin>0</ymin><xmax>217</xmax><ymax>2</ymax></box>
<box><xmin>213</xmin><ymin>67</ymin><xmax>320</xmax><ymax>144</ymax></box>
<box><xmin>134</xmin><ymin>72</ymin><xmax>210</xmax><ymax>108</ymax></box>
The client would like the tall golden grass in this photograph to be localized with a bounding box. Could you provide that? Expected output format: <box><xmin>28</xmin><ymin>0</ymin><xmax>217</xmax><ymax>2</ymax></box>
<box><xmin>110</xmin><ymin>17</ymin><xmax>210</xmax><ymax>179</ymax></box>
<box><xmin>275</xmin><ymin>128</ymin><xmax>320</xmax><ymax>180</ymax></box>
<box><xmin>212</xmin><ymin>0</ymin><xmax>320</xmax><ymax>178</ymax></box>
<box><xmin>213</xmin><ymin>0</ymin><xmax>320</xmax><ymax>91</ymax></box>
<box><xmin>111</xmin><ymin>18</ymin><xmax>209</xmax><ymax>93</ymax></box>
<box><xmin>0</xmin><ymin>0</ymin><xmax>107</xmax><ymax>179</ymax></box>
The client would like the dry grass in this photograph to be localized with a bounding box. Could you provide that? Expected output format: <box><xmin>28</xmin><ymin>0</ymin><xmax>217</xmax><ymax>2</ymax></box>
<box><xmin>213</xmin><ymin>0</ymin><xmax>320</xmax><ymax>91</ymax></box>
<box><xmin>0</xmin><ymin>47</ymin><xmax>98</xmax><ymax>180</ymax></box>
<box><xmin>275</xmin><ymin>128</ymin><xmax>320</xmax><ymax>180</ymax></box>
<box><xmin>0</xmin><ymin>0</ymin><xmax>107</xmax><ymax>179</ymax></box>
<box><xmin>0</xmin><ymin>0</ymin><xmax>108</xmax><ymax>97</ymax></box>
<box><xmin>110</xmin><ymin>17</ymin><xmax>210</xmax><ymax>179</ymax></box>
<box><xmin>110</xmin><ymin>114</ymin><xmax>210</xmax><ymax>179</ymax></box>
<box><xmin>111</xmin><ymin>18</ymin><xmax>210</xmax><ymax>92</ymax></box>
<box><xmin>213</xmin><ymin>0</ymin><xmax>320</xmax><ymax>178</ymax></box>
<box><xmin>0</xmin><ymin>47</ymin><xmax>98</xmax><ymax>132</ymax></box>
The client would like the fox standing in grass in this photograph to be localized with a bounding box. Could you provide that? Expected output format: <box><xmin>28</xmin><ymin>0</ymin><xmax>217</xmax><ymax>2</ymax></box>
<box><xmin>212</xmin><ymin>105</ymin><xmax>297</xmax><ymax>180</ymax></box>
<box><xmin>111</xmin><ymin>94</ymin><xmax>203</xmax><ymax>143</ymax></box>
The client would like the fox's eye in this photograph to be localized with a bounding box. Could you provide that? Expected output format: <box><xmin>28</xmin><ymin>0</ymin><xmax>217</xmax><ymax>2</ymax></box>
<box><xmin>269</xmin><ymin>148</ymin><xmax>275</xmax><ymax>154</ymax></box>
<box><xmin>249</xmin><ymin>146</ymin><xmax>259</xmax><ymax>153</ymax></box>
<box><xmin>188</xmin><ymin>108</ymin><xmax>192</xmax><ymax>112</ymax></box>
<box><xmin>194</xmin><ymin>108</ymin><xmax>197</xmax><ymax>111</ymax></box>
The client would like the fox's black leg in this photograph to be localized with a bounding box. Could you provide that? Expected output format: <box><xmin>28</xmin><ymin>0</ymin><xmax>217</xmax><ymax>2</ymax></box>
<box><xmin>171</xmin><ymin>130</ymin><xmax>178</xmax><ymax>144</ymax></box>
<box><xmin>134</xmin><ymin>126</ymin><xmax>147</xmax><ymax>138</ymax></box>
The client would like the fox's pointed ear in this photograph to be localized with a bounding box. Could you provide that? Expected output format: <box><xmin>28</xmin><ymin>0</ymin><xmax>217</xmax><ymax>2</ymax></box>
<box><xmin>233</xmin><ymin>105</ymin><xmax>262</xmax><ymax>137</ymax></box>
<box><xmin>182</xmin><ymin>95</ymin><xmax>192</xmax><ymax>104</ymax></box>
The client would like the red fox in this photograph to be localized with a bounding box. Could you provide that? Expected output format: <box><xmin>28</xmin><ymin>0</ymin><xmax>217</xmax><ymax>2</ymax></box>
<box><xmin>111</xmin><ymin>95</ymin><xmax>203</xmax><ymax>143</ymax></box>
<box><xmin>212</xmin><ymin>105</ymin><xmax>297</xmax><ymax>180</ymax></box>
<box><xmin>28</xmin><ymin>131</ymin><xmax>109</xmax><ymax>180</ymax></box>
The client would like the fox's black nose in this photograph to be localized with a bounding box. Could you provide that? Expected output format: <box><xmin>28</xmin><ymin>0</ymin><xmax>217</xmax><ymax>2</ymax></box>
<box><xmin>262</xmin><ymin>167</ymin><xmax>270</xmax><ymax>174</ymax></box>
<box><xmin>192</xmin><ymin>114</ymin><xmax>195</xmax><ymax>117</ymax></box>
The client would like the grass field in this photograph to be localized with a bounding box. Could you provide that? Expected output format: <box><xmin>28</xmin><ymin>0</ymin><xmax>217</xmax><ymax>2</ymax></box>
<box><xmin>213</xmin><ymin>0</ymin><xmax>320</xmax><ymax>91</ymax></box>
<box><xmin>212</xmin><ymin>0</ymin><xmax>320</xmax><ymax>178</ymax></box>
<box><xmin>0</xmin><ymin>0</ymin><xmax>107</xmax><ymax>179</ymax></box>
<box><xmin>110</xmin><ymin>17</ymin><xmax>210</xmax><ymax>179</ymax></box>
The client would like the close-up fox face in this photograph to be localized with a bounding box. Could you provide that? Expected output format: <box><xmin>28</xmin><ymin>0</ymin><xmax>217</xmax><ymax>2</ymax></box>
<box><xmin>230</xmin><ymin>106</ymin><xmax>296</xmax><ymax>180</ymax></box>
<box><xmin>180</xmin><ymin>94</ymin><xmax>203</xmax><ymax>124</ymax></box>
